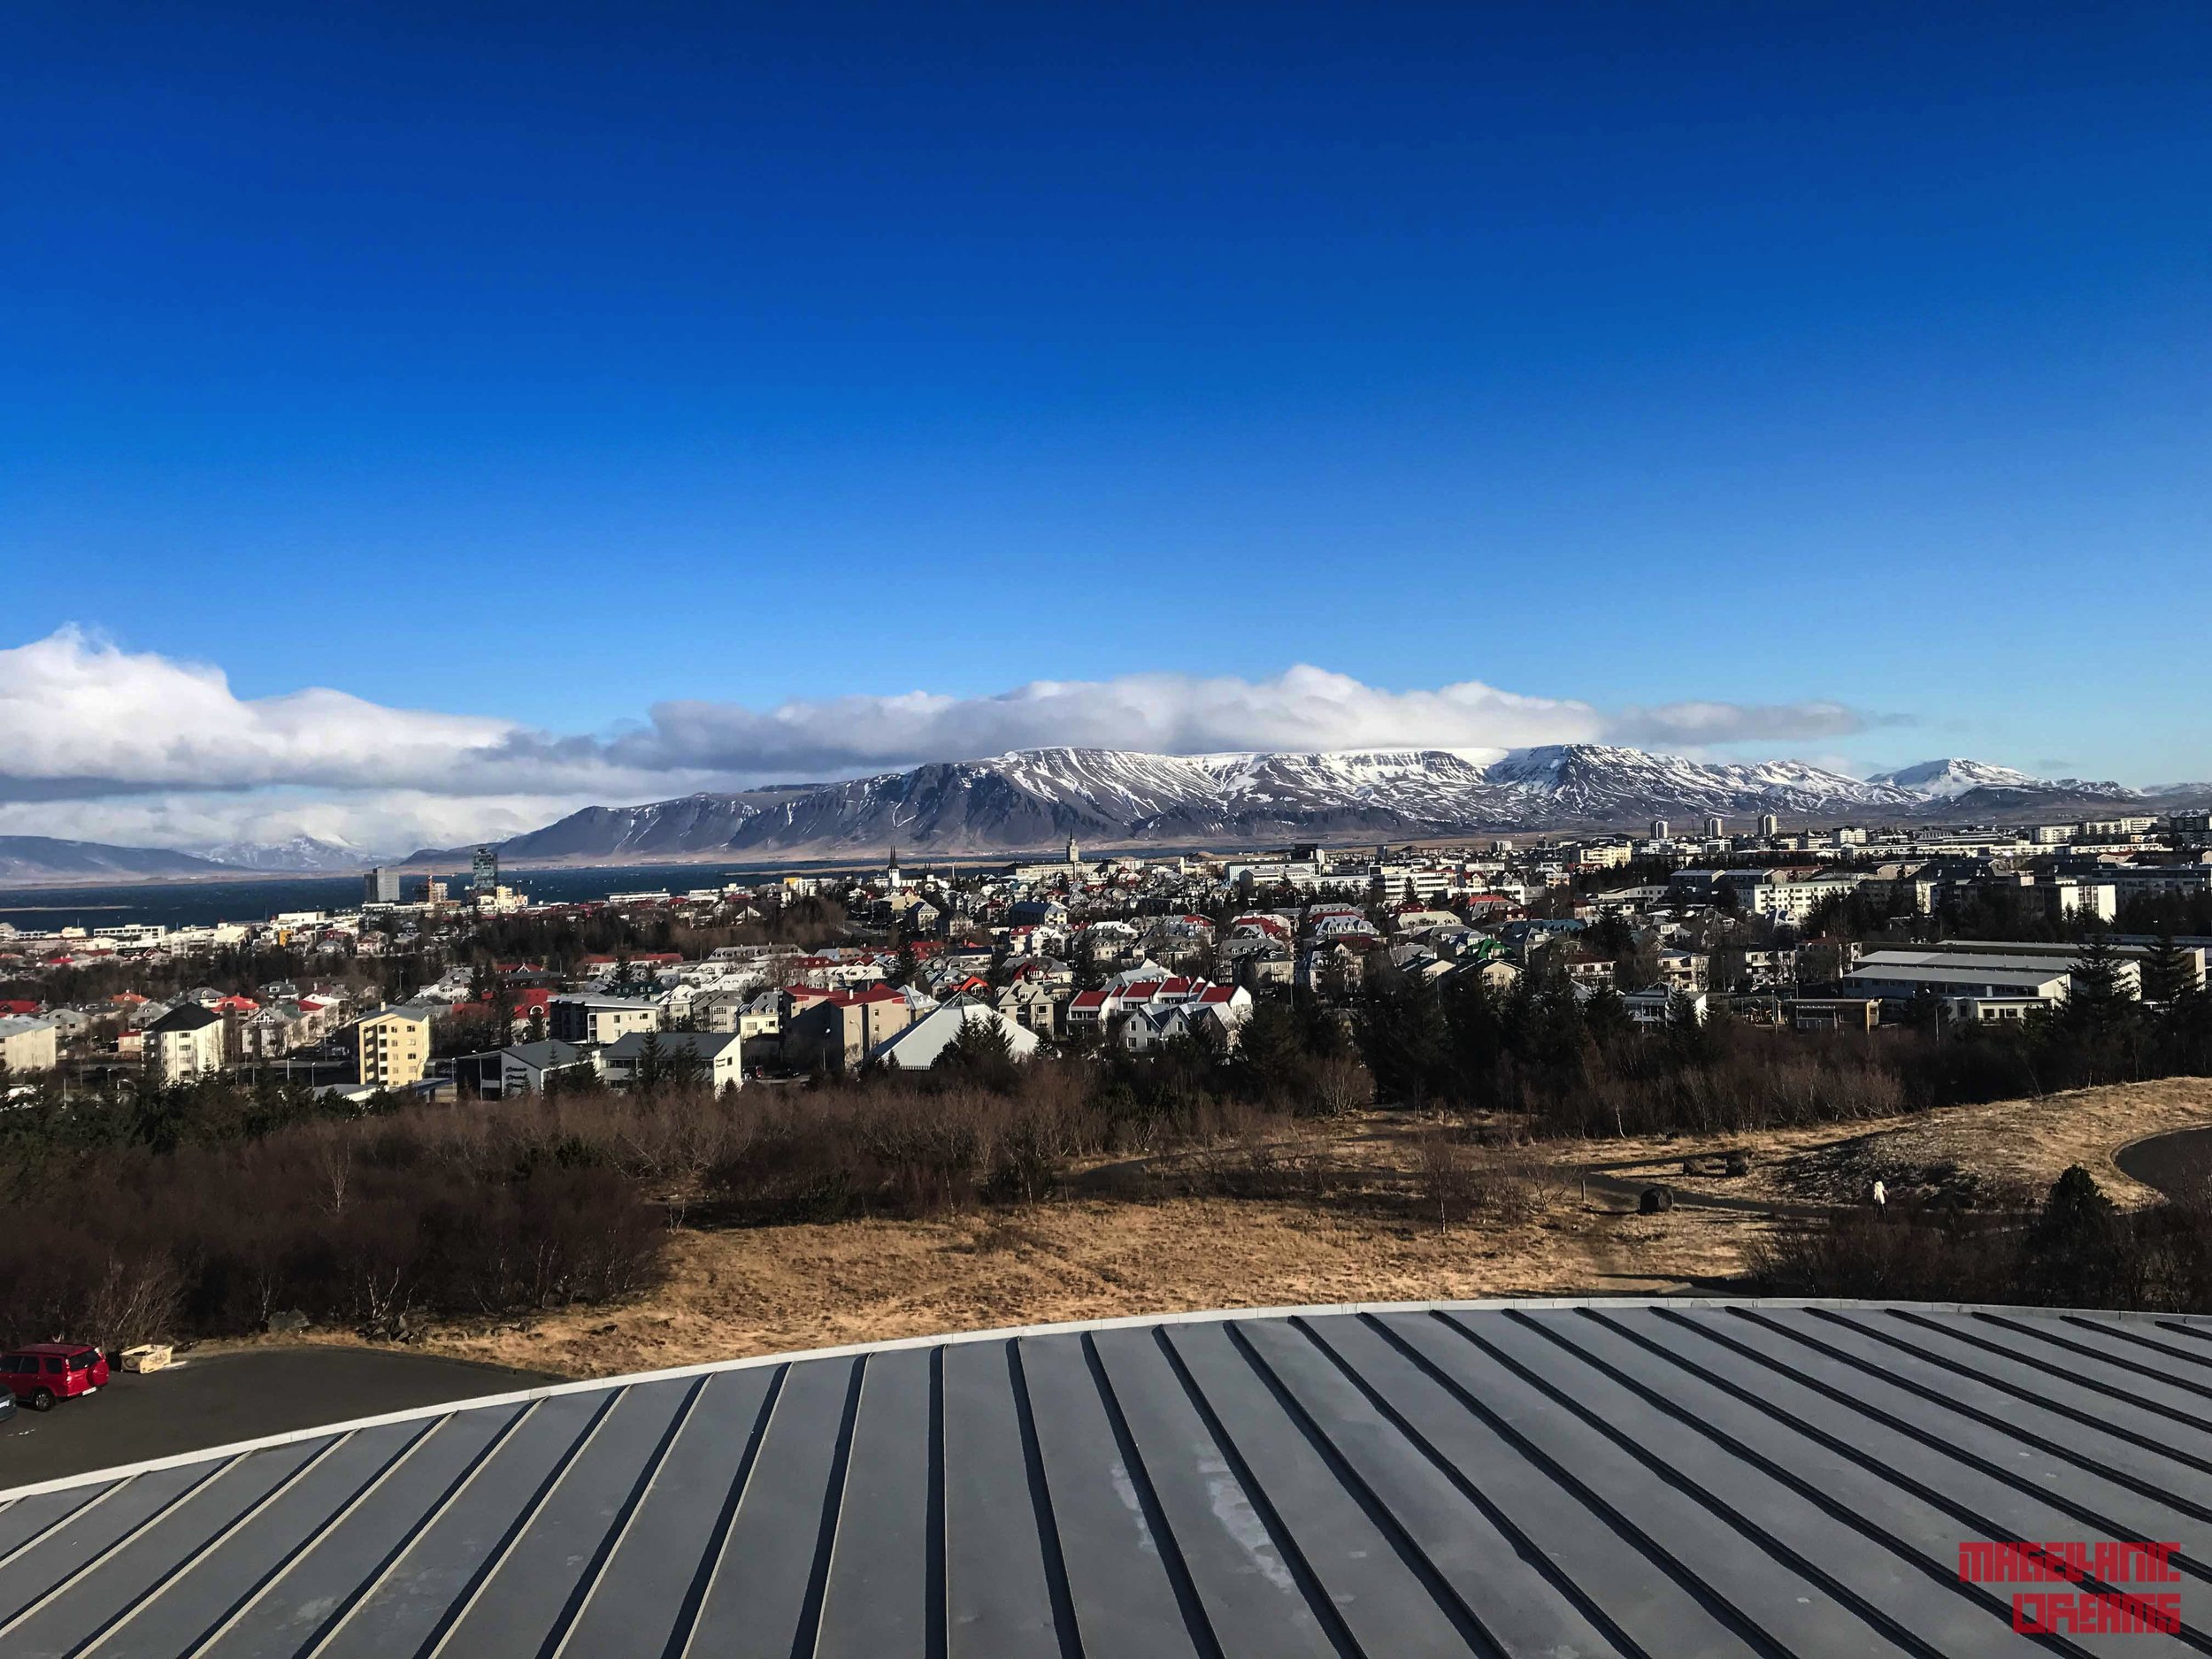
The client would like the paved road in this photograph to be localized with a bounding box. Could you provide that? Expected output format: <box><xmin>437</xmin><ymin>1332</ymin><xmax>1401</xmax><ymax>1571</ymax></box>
<box><xmin>2116</xmin><ymin>1125</ymin><xmax>2212</xmax><ymax>1203</ymax></box>
<box><xmin>0</xmin><ymin>1345</ymin><xmax>556</xmax><ymax>1490</ymax></box>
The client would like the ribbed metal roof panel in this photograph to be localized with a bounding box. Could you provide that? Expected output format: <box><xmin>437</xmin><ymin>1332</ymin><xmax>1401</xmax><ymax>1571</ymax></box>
<box><xmin>3</xmin><ymin>1300</ymin><xmax>2206</xmax><ymax>1657</ymax></box>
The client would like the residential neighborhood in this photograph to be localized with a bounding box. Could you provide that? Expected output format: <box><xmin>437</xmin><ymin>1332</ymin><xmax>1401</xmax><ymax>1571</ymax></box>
<box><xmin>4</xmin><ymin>801</ymin><xmax>2209</xmax><ymax>1108</ymax></box>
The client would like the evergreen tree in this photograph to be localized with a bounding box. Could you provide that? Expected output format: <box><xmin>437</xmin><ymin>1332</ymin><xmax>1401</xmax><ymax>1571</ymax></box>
<box><xmin>944</xmin><ymin>1009</ymin><xmax>1021</xmax><ymax>1091</ymax></box>
<box><xmin>2161</xmin><ymin>979</ymin><xmax>2212</xmax><ymax>1074</ymax></box>
<box><xmin>2025</xmin><ymin>1164</ymin><xmax>2131</xmax><ymax>1304</ymax></box>
<box><xmin>1352</xmin><ymin>966</ymin><xmax>1450</xmax><ymax>1106</ymax></box>
<box><xmin>488</xmin><ymin>968</ymin><xmax>518</xmax><ymax>1049</ymax></box>
<box><xmin>2062</xmin><ymin>933</ymin><xmax>2136</xmax><ymax>1036</ymax></box>
<box><xmin>1663</xmin><ymin>987</ymin><xmax>1713</xmax><ymax>1064</ymax></box>
<box><xmin>633</xmin><ymin>1029</ymin><xmax>664</xmax><ymax>1094</ymax></box>
<box><xmin>1580</xmin><ymin>984</ymin><xmax>1632</xmax><ymax>1046</ymax></box>
<box><xmin>662</xmin><ymin>1040</ymin><xmax>709</xmax><ymax>1090</ymax></box>
<box><xmin>2142</xmin><ymin>931</ymin><xmax>2194</xmax><ymax>1006</ymax></box>
<box><xmin>1233</xmin><ymin>1000</ymin><xmax>1313</xmax><ymax>1106</ymax></box>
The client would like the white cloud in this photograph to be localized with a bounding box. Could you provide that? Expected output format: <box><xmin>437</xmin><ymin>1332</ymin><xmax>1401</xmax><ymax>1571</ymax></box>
<box><xmin>0</xmin><ymin>627</ymin><xmax>515</xmax><ymax>793</ymax></box>
<box><xmin>611</xmin><ymin>664</ymin><xmax>1614</xmax><ymax>775</ymax></box>
<box><xmin>0</xmin><ymin>628</ymin><xmax>1888</xmax><ymax>852</ymax></box>
<box><xmin>1609</xmin><ymin>699</ymin><xmax>1878</xmax><ymax>748</ymax></box>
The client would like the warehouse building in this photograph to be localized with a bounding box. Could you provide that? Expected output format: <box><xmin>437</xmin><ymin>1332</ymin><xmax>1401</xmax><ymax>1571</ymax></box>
<box><xmin>1842</xmin><ymin>944</ymin><xmax>2141</xmax><ymax>1018</ymax></box>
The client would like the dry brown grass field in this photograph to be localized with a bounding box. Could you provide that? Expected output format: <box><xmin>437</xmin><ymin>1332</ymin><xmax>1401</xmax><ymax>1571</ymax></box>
<box><xmin>242</xmin><ymin>1077</ymin><xmax>2212</xmax><ymax>1380</ymax></box>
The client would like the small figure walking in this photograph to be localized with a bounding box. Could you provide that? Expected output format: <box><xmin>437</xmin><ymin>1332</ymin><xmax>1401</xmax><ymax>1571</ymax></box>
<box><xmin>1871</xmin><ymin>1179</ymin><xmax>1887</xmax><ymax>1208</ymax></box>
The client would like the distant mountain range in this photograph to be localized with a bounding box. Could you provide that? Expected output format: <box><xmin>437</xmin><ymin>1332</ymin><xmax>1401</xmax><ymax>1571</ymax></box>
<box><xmin>187</xmin><ymin>835</ymin><xmax>373</xmax><ymax>873</ymax></box>
<box><xmin>406</xmin><ymin>745</ymin><xmax>2211</xmax><ymax>867</ymax></box>
<box><xmin>0</xmin><ymin>836</ymin><xmax>235</xmax><ymax>885</ymax></box>
<box><xmin>0</xmin><ymin>833</ymin><xmax>373</xmax><ymax>887</ymax></box>
<box><xmin>5</xmin><ymin>746</ymin><xmax>2203</xmax><ymax>887</ymax></box>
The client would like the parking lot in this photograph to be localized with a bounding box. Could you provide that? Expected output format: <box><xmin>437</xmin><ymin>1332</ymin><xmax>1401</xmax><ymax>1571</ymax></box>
<box><xmin>0</xmin><ymin>1345</ymin><xmax>556</xmax><ymax>1489</ymax></box>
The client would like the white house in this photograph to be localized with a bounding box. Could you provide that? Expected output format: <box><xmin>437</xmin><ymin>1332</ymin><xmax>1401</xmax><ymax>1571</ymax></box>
<box><xmin>0</xmin><ymin>1016</ymin><xmax>59</xmax><ymax>1074</ymax></box>
<box><xmin>548</xmin><ymin>995</ymin><xmax>663</xmax><ymax>1046</ymax></box>
<box><xmin>145</xmin><ymin>1004</ymin><xmax>224</xmax><ymax>1085</ymax></box>
<box><xmin>870</xmin><ymin>998</ymin><xmax>1040</xmax><ymax>1071</ymax></box>
<box><xmin>601</xmin><ymin>1030</ymin><xmax>746</xmax><ymax>1091</ymax></box>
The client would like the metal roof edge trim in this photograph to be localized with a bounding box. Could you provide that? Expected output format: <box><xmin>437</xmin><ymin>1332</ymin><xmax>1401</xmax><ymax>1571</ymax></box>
<box><xmin>5</xmin><ymin>1294</ymin><xmax>2202</xmax><ymax>1502</ymax></box>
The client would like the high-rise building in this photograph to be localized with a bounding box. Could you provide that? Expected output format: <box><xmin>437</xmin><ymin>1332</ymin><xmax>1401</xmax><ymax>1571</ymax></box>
<box><xmin>1758</xmin><ymin>812</ymin><xmax>1781</xmax><ymax>839</ymax></box>
<box><xmin>472</xmin><ymin>845</ymin><xmax>500</xmax><ymax>894</ymax></box>
<box><xmin>1649</xmin><ymin>818</ymin><xmax>1669</xmax><ymax>841</ymax></box>
<box><xmin>364</xmin><ymin>867</ymin><xmax>401</xmax><ymax>905</ymax></box>
<box><xmin>1702</xmin><ymin>815</ymin><xmax>1725</xmax><ymax>840</ymax></box>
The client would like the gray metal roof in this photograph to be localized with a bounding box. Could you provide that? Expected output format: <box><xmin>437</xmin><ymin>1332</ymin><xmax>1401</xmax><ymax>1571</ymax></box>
<box><xmin>4</xmin><ymin>1299</ymin><xmax>2211</xmax><ymax>1656</ymax></box>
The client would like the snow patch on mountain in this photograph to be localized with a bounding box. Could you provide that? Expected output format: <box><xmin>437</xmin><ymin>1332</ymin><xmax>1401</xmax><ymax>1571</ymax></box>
<box><xmin>193</xmin><ymin>835</ymin><xmax>376</xmax><ymax>872</ymax></box>
<box><xmin>487</xmin><ymin>742</ymin><xmax>1985</xmax><ymax>861</ymax></box>
<box><xmin>1868</xmin><ymin>758</ymin><xmax>2046</xmax><ymax>800</ymax></box>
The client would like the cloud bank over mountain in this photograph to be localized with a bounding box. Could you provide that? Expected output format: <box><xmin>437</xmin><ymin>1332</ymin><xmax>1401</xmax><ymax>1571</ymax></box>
<box><xmin>0</xmin><ymin>626</ymin><xmax>1898</xmax><ymax>852</ymax></box>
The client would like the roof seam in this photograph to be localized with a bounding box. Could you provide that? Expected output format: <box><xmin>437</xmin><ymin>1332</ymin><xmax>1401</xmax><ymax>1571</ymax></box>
<box><xmin>1370</xmin><ymin>1311</ymin><xmax>1792</xmax><ymax>1659</ymax></box>
<box><xmin>1149</xmin><ymin>1324</ymin><xmax>1364</xmax><ymax>1659</ymax></box>
<box><xmin>669</xmin><ymin>1363</ymin><xmax>787</xmax><ymax>1659</ymax></box>
<box><xmin>1223</xmin><ymin>1318</ymin><xmax>1506</xmax><ymax>1657</ymax></box>
<box><xmin>76</xmin><ymin>1432</ymin><xmax>353</xmax><ymax>1659</ymax></box>
<box><xmin>301</xmin><ymin>1399</ymin><xmax>543</xmax><ymax>1659</ymax></box>
<box><xmin>1436</xmin><ymin>1310</ymin><xmax>1922</xmax><ymax>1659</ymax></box>
<box><xmin>1289</xmin><ymin>1314</ymin><xmax>1653</xmax><ymax>1659</ymax></box>
<box><xmin>1076</xmin><ymin>1331</ymin><xmax>1225</xmax><ymax>1659</ymax></box>
<box><xmin>1812</xmin><ymin>1307</ymin><xmax>2212</xmax><ymax>1486</ymax></box>
<box><xmin>1566</xmin><ymin>1308</ymin><xmax>2103</xmax><ymax>1659</ymax></box>
<box><xmin>175</xmin><ymin>1415</ymin><xmax>445</xmax><ymax>1659</ymax></box>
<box><xmin>1674</xmin><ymin>1309</ymin><xmax>2212</xmax><ymax>1632</ymax></box>
<box><xmin>422</xmin><ymin>1389</ymin><xmax>626</xmax><ymax>1659</ymax></box>
<box><xmin>792</xmin><ymin>1358</ymin><xmax>868</xmax><ymax>1659</ymax></box>
<box><xmin>1775</xmin><ymin>1308</ymin><xmax>2212</xmax><ymax>1517</ymax></box>
<box><xmin>544</xmin><ymin>1372</ymin><xmax>710</xmax><ymax>1659</ymax></box>
<box><xmin>0</xmin><ymin>1454</ymin><xmax>242</xmax><ymax>1643</ymax></box>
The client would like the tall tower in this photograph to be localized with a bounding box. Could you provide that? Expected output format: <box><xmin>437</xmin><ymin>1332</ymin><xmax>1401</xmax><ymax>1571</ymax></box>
<box><xmin>1758</xmin><ymin>812</ymin><xmax>1780</xmax><ymax>839</ymax></box>
<box><xmin>1649</xmin><ymin>818</ymin><xmax>1669</xmax><ymax>841</ymax></box>
<box><xmin>887</xmin><ymin>844</ymin><xmax>903</xmax><ymax>891</ymax></box>
<box><xmin>1702</xmin><ymin>815</ymin><xmax>1724</xmax><ymax>840</ymax></box>
<box><xmin>1065</xmin><ymin>834</ymin><xmax>1080</xmax><ymax>865</ymax></box>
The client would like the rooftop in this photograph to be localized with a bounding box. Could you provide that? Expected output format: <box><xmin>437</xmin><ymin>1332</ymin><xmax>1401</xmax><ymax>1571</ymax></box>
<box><xmin>1</xmin><ymin>1299</ymin><xmax>2202</xmax><ymax>1655</ymax></box>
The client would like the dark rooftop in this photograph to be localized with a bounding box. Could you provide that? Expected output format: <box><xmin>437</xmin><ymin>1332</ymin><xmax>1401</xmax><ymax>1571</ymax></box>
<box><xmin>2</xmin><ymin>1299</ymin><xmax>2208</xmax><ymax>1656</ymax></box>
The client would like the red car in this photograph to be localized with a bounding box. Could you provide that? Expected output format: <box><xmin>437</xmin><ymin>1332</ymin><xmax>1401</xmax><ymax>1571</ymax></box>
<box><xmin>1</xmin><ymin>1344</ymin><xmax>109</xmax><ymax>1410</ymax></box>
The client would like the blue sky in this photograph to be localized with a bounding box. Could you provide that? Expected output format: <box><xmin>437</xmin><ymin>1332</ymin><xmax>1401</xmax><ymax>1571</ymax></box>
<box><xmin>4</xmin><ymin>4</ymin><xmax>2210</xmax><ymax>848</ymax></box>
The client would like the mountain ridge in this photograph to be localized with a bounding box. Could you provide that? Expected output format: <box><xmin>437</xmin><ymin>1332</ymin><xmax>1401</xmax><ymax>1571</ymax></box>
<box><xmin>0</xmin><ymin>836</ymin><xmax>235</xmax><ymax>886</ymax></box>
<box><xmin>406</xmin><ymin>743</ymin><xmax>2170</xmax><ymax>865</ymax></box>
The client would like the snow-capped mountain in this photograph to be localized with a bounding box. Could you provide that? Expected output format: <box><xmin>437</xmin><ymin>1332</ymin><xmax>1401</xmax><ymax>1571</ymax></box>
<box><xmin>192</xmin><ymin>835</ymin><xmax>376</xmax><ymax>872</ymax></box>
<box><xmin>465</xmin><ymin>743</ymin><xmax>1965</xmax><ymax>864</ymax></box>
<box><xmin>1869</xmin><ymin>758</ymin><xmax>2048</xmax><ymax>800</ymax></box>
<box><xmin>1868</xmin><ymin>757</ymin><xmax>2139</xmax><ymax>809</ymax></box>
<box><xmin>1485</xmin><ymin>745</ymin><xmax>1915</xmax><ymax>820</ymax></box>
